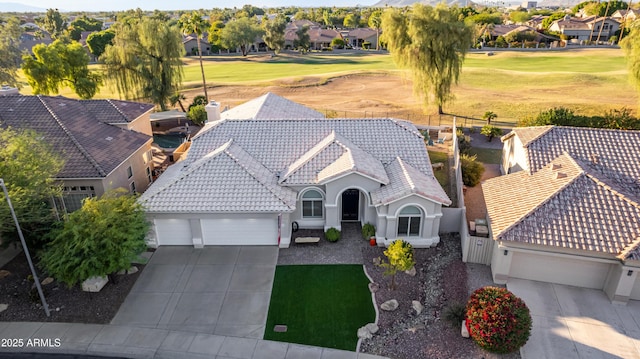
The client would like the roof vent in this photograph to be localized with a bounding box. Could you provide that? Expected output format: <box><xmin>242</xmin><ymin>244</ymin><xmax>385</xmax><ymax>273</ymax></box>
<box><xmin>555</xmin><ymin>172</ymin><xmax>567</xmax><ymax>179</ymax></box>
<box><xmin>590</xmin><ymin>153</ymin><xmax>599</xmax><ymax>164</ymax></box>
<box><xmin>551</xmin><ymin>163</ymin><xmax>562</xmax><ymax>171</ymax></box>
<box><xmin>8</xmin><ymin>108</ymin><xmax>13</xmax><ymax>112</ymax></box>
<box><xmin>105</xmin><ymin>136</ymin><xmax>113</xmax><ymax>141</ymax></box>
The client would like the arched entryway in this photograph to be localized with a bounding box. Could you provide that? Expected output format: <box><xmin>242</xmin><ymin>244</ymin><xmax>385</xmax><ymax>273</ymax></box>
<box><xmin>341</xmin><ymin>189</ymin><xmax>360</xmax><ymax>221</ymax></box>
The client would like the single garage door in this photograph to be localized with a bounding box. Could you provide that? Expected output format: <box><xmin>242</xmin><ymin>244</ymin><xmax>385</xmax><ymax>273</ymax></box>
<box><xmin>155</xmin><ymin>219</ymin><xmax>192</xmax><ymax>245</ymax></box>
<box><xmin>201</xmin><ymin>217</ymin><xmax>278</xmax><ymax>245</ymax></box>
<box><xmin>510</xmin><ymin>252</ymin><xmax>609</xmax><ymax>290</ymax></box>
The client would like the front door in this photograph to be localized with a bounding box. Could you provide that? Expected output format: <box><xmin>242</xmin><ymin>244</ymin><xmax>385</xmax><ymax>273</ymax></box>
<box><xmin>341</xmin><ymin>189</ymin><xmax>359</xmax><ymax>221</ymax></box>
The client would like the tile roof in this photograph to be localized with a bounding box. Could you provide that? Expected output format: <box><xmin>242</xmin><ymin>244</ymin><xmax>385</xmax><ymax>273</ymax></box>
<box><xmin>0</xmin><ymin>95</ymin><xmax>151</xmax><ymax>178</ymax></box>
<box><xmin>82</xmin><ymin>99</ymin><xmax>154</xmax><ymax>124</ymax></box>
<box><xmin>483</xmin><ymin>153</ymin><xmax>640</xmax><ymax>260</ymax></box>
<box><xmin>220</xmin><ymin>92</ymin><xmax>324</xmax><ymax>121</ymax></box>
<box><xmin>371</xmin><ymin>157</ymin><xmax>451</xmax><ymax>206</ymax></box>
<box><xmin>280</xmin><ymin>131</ymin><xmax>389</xmax><ymax>185</ymax></box>
<box><xmin>513</xmin><ymin>126</ymin><xmax>640</xmax><ymax>200</ymax></box>
<box><xmin>139</xmin><ymin>140</ymin><xmax>297</xmax><ymax>213</ymax></box>
<box><xmin>143</xmin><ymin>111</ymin><xmax>449</xmax><ymax>213</ymax></box>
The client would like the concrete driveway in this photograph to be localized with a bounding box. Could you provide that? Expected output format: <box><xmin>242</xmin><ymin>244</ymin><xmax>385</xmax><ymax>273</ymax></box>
<box><xmin>507</xmin><ymin>279</ymin><xmax>640</xmax><ymax>359</ymax></box>
<box><xmin>112</xmin><ymin>246</ymin><xmax>278</xmax><ymax>339</ymax></box>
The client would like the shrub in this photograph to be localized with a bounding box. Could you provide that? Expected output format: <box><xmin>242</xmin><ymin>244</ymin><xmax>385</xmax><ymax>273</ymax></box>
<box><xmin>443</xmin><ymin>302</ymin><xmax>467</xmax><ymax>328</ymax></box>
<box><xmin>466</xmin><ymin>286</ymin><xmax>532</xmax><ymax>353</ymax></box>
<box><xmin>379</xmin><ymin>239</ymin><xmax>415</xmax><ymax>290</ymax></box>
<box><xmin>362</xmin><ymin>223</ymin><xmax>375</xmax><ymax>239</ymax></box>
<box><xmin>362</xmin><ymin>41</ymin><xmax>371</xmax><ymax>49</ymax></box>
<box><xmin>325</xmin><ymin>227</ymin><xmax>341</xmax><ymax>242</ymax></box>
<box><xmin>188</xmin><ymin>104</ymin><xmax>208</xmax><ymax>126</ymax></box>
<box><xmin>480</xmin><ymin>125</ymin><xmax>502</xmax><ymax>142</ymax></box>
<box><xmin>460</xmin><ymin>154</ymin><xmax>485</xmax><ymax>187</ymax></box>
<box><xmin>456</xmin><ymin>128</ymin><xmax>472</xmax><ymax>155</ymax></box>
<box><xmin>331</xmin><ymin>37</ymin><xmax>345</xmax><ymax>49</ymax></box>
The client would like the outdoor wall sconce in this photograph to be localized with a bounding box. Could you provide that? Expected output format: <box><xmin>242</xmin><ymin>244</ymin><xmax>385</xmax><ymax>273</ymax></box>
<box><xmin>503</xmin><ymin>250</ymin><xmax>508</xmax><ymax>256</ymax></box>
<box><xmin>628</xmin><ymin>270</ymin><xmax>634</xmax><ymax>276</ymax></box>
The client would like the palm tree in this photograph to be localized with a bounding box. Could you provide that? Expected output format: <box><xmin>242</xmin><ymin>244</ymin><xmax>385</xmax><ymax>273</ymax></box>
<box><xmin>483</xmin><ymin>111</ymin><xmax>498</xmax><ymax>124</ymax></box>
<box><xmin>180</xmin><ymin>11</ymin><xmax>209</xmax><ymax>102</ymax></box>
<box><xmin>169</xmin><ymin>93</ymin><xmax>187</xmax><ymax>112</ymax></box>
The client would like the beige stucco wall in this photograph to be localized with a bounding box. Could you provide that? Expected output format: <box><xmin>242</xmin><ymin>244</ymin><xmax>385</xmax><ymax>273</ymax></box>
<box><xmin>129</xmin><ymin>111</ymin><xmax>153</xmax><ymax>136</ymax></box>
<box><xmin>378</xmin><ymin>195</ymin><xmax>443</xmax><ymax>248</ymax></box>
<box><xmin>502</xmin><ymin>135</ymin><xmax>527</xmax><ymax>174</ymax></box>
<box><xmin>104</xmin><ymin>140</ymin><xmax>153</xmax><ymax>194</ymax></box>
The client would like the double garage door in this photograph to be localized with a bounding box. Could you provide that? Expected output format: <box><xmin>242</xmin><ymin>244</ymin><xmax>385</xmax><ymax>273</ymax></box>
<box><xmin>154</xmin><ymin>216</ymin><xmax>278</xmax><ymax>246</ymax></box>
<box><xmin>509</xmin><ymin>252</ymin><xmax>610</xmax><ymax>290</ymax></box>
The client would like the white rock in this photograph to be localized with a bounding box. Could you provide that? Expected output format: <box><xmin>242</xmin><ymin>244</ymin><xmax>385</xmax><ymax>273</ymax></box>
<box><xmin>81</xmin><ymin>276</ymin><xmax>108</xmax><ymax>292</ymax></box>
<box><xmin>357</xmin><ymin>326</ymin><xmax>373</xmax><ymax>339</ymax></box>
<box><xmin>461</xmin><ymin>320</ymin><xmax>470</xmax><ymax>338</ymax></box>
<box><xmin>127</xmin><ymin>266</ymin><xmax>139</xmax><ymax>274</ymax></box>
<box><xmin>365</xmin><ymin>323</ymin><xmax>379</xmax><ymax>334</ymax></box>
<box><xmin>380</xmin><ymin>299</ymin><xmax>399</xmax><ymax>311</ymax></box>
<box><xmin>372</xmin><ymin>257</ymin><xmax>381</xmax><ymax>266</ymax></box>
<box><xmin>368</xmin><ymin>282</ymin><xmax>379</xmax><ymax>293</ymax></box>
<box><xmin>41</xmin><ymin>277</ymin><xmax>54</xmax><ymax>286</ymax></box>
<box><xmin>0</xmin><ymin>304</ymin><xmax>7</xmax><ymax>313</ymax></box>
<box><xmin>0</xmin><ymin>270</ymin><xmax>11</xmax><ymax>279</ymax></box>
<box><xmin>117</xmin><ymin>269</ymin><xmax>126</xmax><ymax>275</ymax></box>
<box><xmin>405</xmin><ymin>266</ymin><xmax>416</xmax><ymax>276</ymax></box>
<box><xmin>412</xmin><ymin>300</ymin><xmax>423</xmax><ymax>315</ymax></box>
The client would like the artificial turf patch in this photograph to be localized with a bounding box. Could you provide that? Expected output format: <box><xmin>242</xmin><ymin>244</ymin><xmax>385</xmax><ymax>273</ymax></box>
<box><xmin>263</xmin><ymin>264</ymin><xmax>376</xmax><ymax>351</ymax></box>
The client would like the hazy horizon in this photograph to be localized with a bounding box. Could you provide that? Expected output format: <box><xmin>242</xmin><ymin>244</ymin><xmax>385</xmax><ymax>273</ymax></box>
<box><xmin>3</xmin><ymin>0</ymin><xmax>378</xmax><ymax>12</ymax></box>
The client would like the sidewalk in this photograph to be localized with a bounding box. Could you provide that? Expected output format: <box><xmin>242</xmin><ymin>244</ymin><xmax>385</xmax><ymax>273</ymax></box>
<box><xmin>0</xmin><ymin>321</ymin><xmax>389</xmax><ymax>359</ymax></box>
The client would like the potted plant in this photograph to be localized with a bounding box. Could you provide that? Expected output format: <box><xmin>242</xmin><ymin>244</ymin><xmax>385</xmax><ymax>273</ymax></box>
<box><xmin>362</xmin><ymin>223</ymin><xmax>376</xmax><ymax>246</ymax></box>
<box><xmin>325</xmin><ymin>227</ymin><xmax>341</xmax><ymax>242</ymax></box>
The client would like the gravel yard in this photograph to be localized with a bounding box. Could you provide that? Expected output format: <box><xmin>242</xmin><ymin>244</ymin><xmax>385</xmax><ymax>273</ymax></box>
<box><xmin>360</xmin><ymin>233</ymin><xmax>521</xmax><ymax>359</ymax></box>
<box><xmin>0</xmin><ymin>253</ymin><xmax>143</xmax><ymax>324</ymax></box>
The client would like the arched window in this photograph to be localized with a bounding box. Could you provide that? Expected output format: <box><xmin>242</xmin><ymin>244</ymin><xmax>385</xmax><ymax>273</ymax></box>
<box><xmin>302</xmin><ymin>189</ymin><xmax>323</xmax><ymax>218</ymax></box>
<box><xmin>397</xmin><ymin>206</ymin><xmax>421</xmax><ymax>237</ymax></box>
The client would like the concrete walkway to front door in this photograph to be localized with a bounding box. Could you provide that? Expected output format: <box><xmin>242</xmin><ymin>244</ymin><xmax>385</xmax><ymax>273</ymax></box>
<box><xmin>112</xmin><ymin>246</ymin><xmax>277</xmax><ymax>339</ymax></box>
<box><xmin>278</xmin><ymin>223</ymin><xmax>370</xmax><ymax>265</ymax></box>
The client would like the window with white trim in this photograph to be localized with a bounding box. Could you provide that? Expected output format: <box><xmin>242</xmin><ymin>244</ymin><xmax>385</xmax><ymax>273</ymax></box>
<box><xmin>302</xmin><ymin>189</ymin><xmax>323</xmax><ymax>218</ymax></box>
<box><xmin>397</xmin><ymin>206</ymin><xmax>421</xmax><ymax>237</ymax></box>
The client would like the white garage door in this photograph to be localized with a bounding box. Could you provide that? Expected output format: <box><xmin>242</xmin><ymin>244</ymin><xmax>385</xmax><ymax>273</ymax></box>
<box><xmin>201</xmin><ymin>217</ymin><xmax>278</xmax><ymax>245</ymax></box>
<box><xmin>510</xmin><ymin>252</ymin><xmax>609</xmax><ymax>290</ymax></box>
<box><xmin>155</xmin><ymin>219</ymin><xmax>192</xmax><ymax>245</ymax></box>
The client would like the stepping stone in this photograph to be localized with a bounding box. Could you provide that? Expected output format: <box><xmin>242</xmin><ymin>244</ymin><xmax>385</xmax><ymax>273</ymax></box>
<box><xmin>274</xmin><ymin>325</ymin><xmax>287</xmax><ymax>333</ymax></box>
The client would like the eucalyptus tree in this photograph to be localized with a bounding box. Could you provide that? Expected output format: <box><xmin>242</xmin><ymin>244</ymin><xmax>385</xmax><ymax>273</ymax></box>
<box><xmin>0</xmin><ymin>17</ymin><xmax>21</xmax><ymax>87</ymax></box>
<box><xmin>621</xmin><ymin>20</ymin><xmax>640</xmax><ymax>110</ymax></box>
<box><xmin>262</xmin><ymin>14</ymin><xmax>287</xmax><ymax>54</ymax></box>
<box><xmin>179</xmin><ymin>11</ymin><xmax>209</xmax><ymax>101</ymax></box>
<box><xmin>102</xmin><ymin>18</ymin><xmax>184</xmax><ymax>110</ymax></box>
<box><xmin>382</xmin><ymin>4</ymin><xmax>473</xmax><ymax>114</ymax></box>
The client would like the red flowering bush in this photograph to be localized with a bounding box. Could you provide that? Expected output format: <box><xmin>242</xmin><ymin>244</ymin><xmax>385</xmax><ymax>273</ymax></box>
<box><xmin>466</xmin><ymin>286</ymin><xmax>532</xmax><ymax>353</ymax></box>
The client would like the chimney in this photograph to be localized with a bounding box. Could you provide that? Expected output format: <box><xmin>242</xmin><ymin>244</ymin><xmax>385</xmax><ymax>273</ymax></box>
<box><xmin>204</xmin><ymin>101</ymin><xmax>220</xmax><ymax>123</ymax></box>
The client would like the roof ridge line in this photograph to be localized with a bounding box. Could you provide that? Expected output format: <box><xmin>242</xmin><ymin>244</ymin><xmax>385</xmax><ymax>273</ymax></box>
<box><xmin>225</xmin><ymin>143</ymin><xmax>295</xmax><ymax>209</ymax></box>
<box><xmin>37</xmin><ymin>96</ymin><xmax>107</xmax><ymax>177</ymax></box>
<box><xmin>397</xmin><ymin>157</ymin><xmax>416</xmax><ymax>191</ymax></box>
<box><xmin>495</xmin><ymin>155</ymin><xmax>584</xmax><ymax>239</ymax></box>
<box><xmin>106</xmin><ymin>99</ymin><xmax>130</xmax><ymax>123</ymax></box>
<box><xmin>280</xmin><ymin>130</ymin><xmax>339</xmax><ymax>182</ymax></box>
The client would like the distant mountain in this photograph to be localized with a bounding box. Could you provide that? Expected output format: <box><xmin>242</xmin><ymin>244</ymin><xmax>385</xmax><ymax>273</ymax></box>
<box><xmin>0</xmin><ymin>2</ymin><xmax>46</xmax><ymax>12</ymax></box>
<box><xmin>538</xmin><ymin>0</ymin><xmax>585</xmax><ymax>7</ymax></box>
<box><xmin>372</xmin><ymin>0</ymin><xmax>475</xmax><ymax>7</ymax></box>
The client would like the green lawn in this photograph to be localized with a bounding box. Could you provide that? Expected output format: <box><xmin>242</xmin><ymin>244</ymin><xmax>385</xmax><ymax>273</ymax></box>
<box><xmin>263</xmin><ymin>264</ymin><xmax>375</xmax><ymax>351</ymax></box>
<box><xmin>428</xmin><ymin>150</ymin><xmax>450</xmax><ymax>190</ymax></box>
<box><xmin>469</xmin><ymin>147</ymin><xmax>502</xmax><ymax>164</ymax></box>
<box><xmin>463</xmin><ymin>50</ymin><xmax>627</xmax><ymax>73</ymax></box>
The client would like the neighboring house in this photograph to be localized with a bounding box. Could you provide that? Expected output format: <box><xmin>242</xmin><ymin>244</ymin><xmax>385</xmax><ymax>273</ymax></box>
<box><xmin>343</xmin><ymin>28</ymin><xmax>379</xmax><ymax>48</ymax></box>
<box><xmin>489</xmin><ymin>24</ymin><xmax>557</xmax><ymax>44</ymax></box>
<box><xmin>0</xmin><ymin>95</ymin><xmax>155</xmax><ymax>212</ymax></box>
<box><xmin>548</xmin><ymin>15</ymin><xmax>620</xmax><ymax>41</ymax></box>
<box><xmin>183</xmin><ymin>35</ymin><xmax>211</xmax><ymax>56</ymax></box>
<box><xmin>612</xmin><ymin>9</ymin><xmax>640</xmax><ymax>22</ymax></box>
<box><xmin>140</xmin><ymin>93</ymin><xmax>451</xmax><ymax>248</ymax></box>
<box><xmin>526</xmin><ymin>15</ymin><xmax>547</xmax><ymax>30</ymax></box>
<box><xmin>19</xmin><ymin>31</ymin><xmax>53</xmax><ymax>54</ymax></box>
<box><xmin>521</xmin><ymin>1</ymin><xmax>537</xmax><ymax>10</ymax></box>
<box><xmin>285</xmin><ymin>27</ymin><xmax>341</xmax><ymax>50</ymax></box>
<box><xmin>483</xmin><ymin>126</ymin><xmax>640</xmax><ymax>304</ymax></box>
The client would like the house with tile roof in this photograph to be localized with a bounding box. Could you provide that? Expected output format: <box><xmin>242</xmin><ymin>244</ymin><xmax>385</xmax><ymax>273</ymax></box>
<box><xmin>483</xmin><ymin>126</ymin><xmax>640</xmax><ymax>303</ymax></box>
<box><xmin>140</xmin><ymin>93</ymin><xmax>451</xmax><ymax>248</ymax></box>
<box><xmin>0</xmin><ymin>95</ymin><xmax>155</xmax><ymax>212</ymax></box>
<box><xmin>548</xmin><ymin>15</ymin><xmax>620</xmax><ymax>41</ymax></box>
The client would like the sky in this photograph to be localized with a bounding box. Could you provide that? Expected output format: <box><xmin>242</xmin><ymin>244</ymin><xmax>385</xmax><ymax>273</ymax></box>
<box><xmin>14</xmin><ymin>0</ymin><xmax>373</xmax><ymax>11</ymax></box>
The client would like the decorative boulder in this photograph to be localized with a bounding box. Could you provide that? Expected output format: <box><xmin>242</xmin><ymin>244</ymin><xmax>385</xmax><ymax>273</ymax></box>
<box><xmin>380</xmin><ymin>299</ymin><xmax>399</xmax><ymax>311</ymax></box>
<box><xmin>365</xmin><ymin>323</ymin><xmax>379</xmax><ymax>334</ymax></box>
<box><xmin>368</xmin><ymin>282</ymin><xmax>380</xmax><ymax>293</ymax></box>
<box><xmin>0</xmin><ymin>304</ymin><xmax>7</xmax><ymax>313</ymax></box>
<box><xmin>412</xmin><ymin>300</ymin><xmax>423</xmax><ymax>315</ymax></box>
<box><xmin>41</xmin><ymin>277</ymin><xmax>54</xmax><ymax>286</ymax></box>
<box><xmin>0</xmin><ymin>270</ymin><xmax>10</xmax><ymax>279</ymax></box>
<box><xmin>372</xmin><ymin>257</ymin><xmax>381</xmax><ymax>266</ymax></box>
<box><xmin>357</xmin><ymin>326</ymin><xmax>373</xmax><ymax>339</ymax></box>
<box><xmin>405</xmin><ymin>266</ymin><xmax>417</xmax><ymax>276</ymax></box>
<box><xmin>81</xmin><ymin>276</ymin><xmax>108</xmax><ymax>292</ymax></box>
<box><xmin>461</xmin><ymin>320</ymin><xmax>470</xmax><ymax>338</ymax></box>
